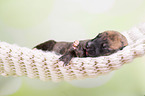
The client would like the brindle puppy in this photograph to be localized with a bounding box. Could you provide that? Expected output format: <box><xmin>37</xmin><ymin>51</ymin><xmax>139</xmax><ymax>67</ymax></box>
<box><xmin>34</xmin><ymin>31</ymin><xmax>128</xmax><ymax>66</ymax></box>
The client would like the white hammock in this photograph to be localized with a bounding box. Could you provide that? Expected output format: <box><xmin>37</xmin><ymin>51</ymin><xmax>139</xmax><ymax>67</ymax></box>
<box><xmin>0</xmin><ymin>23</ymin><xmax>145</xmax><ymax>82</ymax></box>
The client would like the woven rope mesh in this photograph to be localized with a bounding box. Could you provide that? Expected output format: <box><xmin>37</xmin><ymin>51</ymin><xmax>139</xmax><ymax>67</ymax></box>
<box><xmin>0</xmin><ymin>23</ymin><xmax>145</xmax><ymax>82</ymax></box>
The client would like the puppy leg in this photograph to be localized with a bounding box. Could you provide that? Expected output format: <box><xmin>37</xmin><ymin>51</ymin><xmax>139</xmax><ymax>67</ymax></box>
<box><xmin>34</xmin><ymin>40</ymin><xmax>56</xmax><ymax>51</ymax></box>
<box><xmin>59</xmin><ymin>50</ymin><xmax>76</xmax><ymax>66</ymax></box>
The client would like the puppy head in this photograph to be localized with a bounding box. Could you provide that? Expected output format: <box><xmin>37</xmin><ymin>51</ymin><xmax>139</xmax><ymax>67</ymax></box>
<box><xmin>85</xmin><ymin>31</ymin><xmax>128</xmax><ymax>57</ymax></box>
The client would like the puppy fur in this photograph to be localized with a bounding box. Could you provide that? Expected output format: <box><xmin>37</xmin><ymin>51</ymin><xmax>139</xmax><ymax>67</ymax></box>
<box><xmin>34</xmin><ymin>31</ymin><xmax>128</xmax><ymax>65</ymax></box>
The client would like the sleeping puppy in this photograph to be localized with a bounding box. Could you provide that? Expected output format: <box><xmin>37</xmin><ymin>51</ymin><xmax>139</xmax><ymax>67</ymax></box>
<box><xmin>34</xmin><ymin>31</ymin><xmax>128</xmax><ymax>66</ymax></box>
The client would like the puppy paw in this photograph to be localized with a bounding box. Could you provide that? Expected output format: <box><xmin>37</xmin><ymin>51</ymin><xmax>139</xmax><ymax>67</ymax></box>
<box><xmin>59</xmin><ymin>55</ymin><xmax>71</xmax><ymax>66</ymax></box>
<box><xmin>59</xmin><ymin>52</ymin><xmax>74</xmax><ymax>66</ymax></box>
<box><xmin>73</xmin><ymin>40</ymin><xmax>79</xmax><ymax>49</ymax></box>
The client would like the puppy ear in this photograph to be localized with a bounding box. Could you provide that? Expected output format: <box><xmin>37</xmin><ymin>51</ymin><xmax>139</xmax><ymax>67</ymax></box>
<box><xmin>121</xmin><ymin>35</ymin><xmax>128</xmax><ymax>48</ymax></box>
<box><xmin>120</xmin><ymin>40</ymin><xmax>128</xmax><ymax>50</ymax></box>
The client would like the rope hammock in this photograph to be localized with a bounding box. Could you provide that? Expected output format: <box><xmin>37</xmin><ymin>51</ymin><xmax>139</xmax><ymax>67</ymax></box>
<box><xmin>0</xmin><ymin>23</ymin><xmax>145</xmax><ymax>82</ymax></box>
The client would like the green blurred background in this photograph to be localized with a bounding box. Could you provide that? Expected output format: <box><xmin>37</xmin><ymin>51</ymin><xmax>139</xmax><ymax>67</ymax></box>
<box><xmin>0</xmin><ymin>0</ymin><xmax>145</xmax><ymax>96</ymax></box>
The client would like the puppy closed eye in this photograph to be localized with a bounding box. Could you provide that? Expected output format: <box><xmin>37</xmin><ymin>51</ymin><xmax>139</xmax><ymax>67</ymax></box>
<box><xmin>102</xmin><ymin>43</ymin><xmax>108</xmax><ymax>49</ymax></box>
<box><xmin>101</xmin><ymin>43</ymin><xmax>113</xmax><ymax>52</ymax></box>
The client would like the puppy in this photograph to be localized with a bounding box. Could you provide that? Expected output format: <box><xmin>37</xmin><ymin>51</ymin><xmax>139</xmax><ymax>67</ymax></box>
<box><xmin>34</xmin><ymin>31</ymin><xmax>128</xmax><ymax>66</ymax></box>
